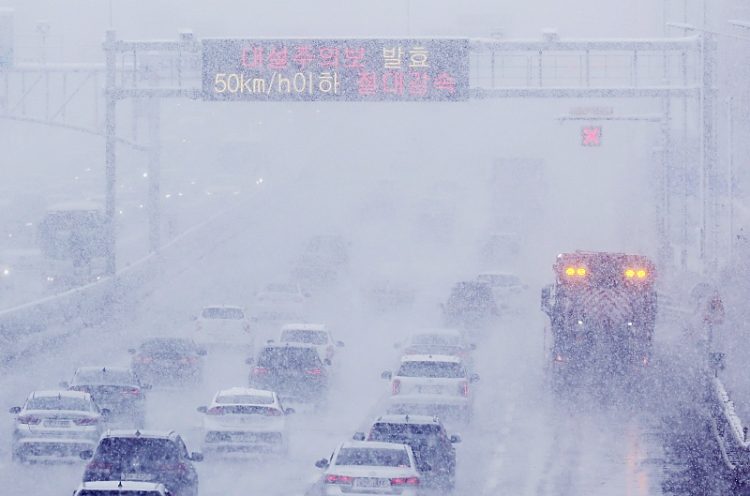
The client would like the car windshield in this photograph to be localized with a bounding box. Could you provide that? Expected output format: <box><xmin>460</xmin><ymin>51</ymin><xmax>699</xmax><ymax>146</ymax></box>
<box><xmin>216</xmin><ymin>394</ymin><xmax>274</xmax><ymax>405</ymax></box>
<box><xmin>257</xmin><ymin>347</ymin><xmax>321</xmax><ymax>369</ymax></box>
<box><xmin>281</xmin><ymin>330</ymin><xmax>328</xmax><ymax>345</ymax></box>
<box><xmin>369</xmin><ymin>423</ymin><xmax>444</xmax><ymax>445</ymax></box>
<box><xmin>397</xmin><ymin>361</ymin><xmax>465</xmax><ymax>378</ymax></box>
<box><xmin>73</xmin><ymin>369</ymin><xmax>135</xmax><ymax>386</ymax></box>
<box><xmin>335</xmin><ymin>447</ymin><xmax>410</xmax><ymax>467</ymax></box>
<box><xmin>201</xmin><ymin>307</ymin><xmax>244</xmax><ymax>319</ymax></box>
<box><xmin>139</xmin><ymin>339</ymin><xmax>195</xmax><ymax>355</ymax></box>
<box><xmin>77</xmin><ymin>492</ymin><xmax>162</xmax><ymax>496</ymax></box>
<box><xmin>94</xmin><ymin>438</ymin><xmax>182</xmax><ymax>468</ymax></box>
<box><xmin>26</xmin><ymin>396</ymin><xmax>91</xmax><ymax>411</ymax></box>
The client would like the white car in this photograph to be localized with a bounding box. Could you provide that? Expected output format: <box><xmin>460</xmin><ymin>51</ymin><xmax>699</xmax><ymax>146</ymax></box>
<box><xmin>9</xmin><ymin>390</ymin><xmax>108</xmax><ymax>463</ymax></box>
<box><xmin>382</xmin><ymin>355</ymin><xmax>479</xmax><ymax>423</ymax></box>
<box><xmin>74</xmin><ymin>481</ymin><xmax>170</xmax><ymax>496</ymax></box>
<box><xmin>197</xmin><ymin>387</ymin><xmax>293</xmax><ymax>455</ymax></box>
<box><xmin>314</xmin><ymin>441</ymin><xmax>421</xmax><ymax>496</ymax></box>
<box><xmin>476</xmin><ymin>271</ymin><xmax>528</xmax><ymax>311</ymax></box>
<box><xmin>278</xmin><ymin>323</ymin><xmax>344</xmax><ymax>364</ymax></box>
<box><xmin>253</xmin><ymin>282</ymin><xmax>309</xmax><ymax>322</ymax></box>
<box><xmin>395</xmin><ymin>328</ymin><xmax>475</xmax><ymax>369</ymax></box>
<box><xmin>194</xmin><ymin>305</ymin><xmax>254</xmax><ymax>352</ymax></box>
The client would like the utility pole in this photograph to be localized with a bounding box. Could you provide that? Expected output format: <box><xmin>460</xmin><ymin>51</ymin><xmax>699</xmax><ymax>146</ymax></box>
<box><xmin>702</xmin><ymin>31</ymin><xmax>718</xmax><ymax>273</ymax></box>
<box><xmin>104</xmin><ymin>29</ymin><xmax>117</xmax><ymax>275</ymax></box>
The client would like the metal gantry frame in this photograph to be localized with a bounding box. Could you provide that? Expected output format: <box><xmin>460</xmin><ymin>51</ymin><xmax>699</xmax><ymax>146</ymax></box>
<box><xmin>1</xmin><ymin>30</ymin><xmax>711</xmax><ymax>276</ymax></box>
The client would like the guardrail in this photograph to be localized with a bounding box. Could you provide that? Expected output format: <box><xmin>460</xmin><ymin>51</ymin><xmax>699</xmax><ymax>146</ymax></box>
<box><xmin>709</xmin><ymin>376</ymin><xmax>750</xmax><ymax>477</ymax></box>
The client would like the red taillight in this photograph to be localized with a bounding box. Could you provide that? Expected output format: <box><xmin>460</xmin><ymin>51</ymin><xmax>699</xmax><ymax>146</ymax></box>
<box><xmin>17</xmin><ymin>415</ymin><xmax>41</xmax><ymax>425</ymax></box>
<box><xmin>391</xmin><ymin>477</ymin><xmax>419</xmax><ymax>486</ymax></box>
<box><xmin>87</xmin><ymin>461</ymin><xmax>111</xmax><ymax>470</ymax></box>
<box><xmin>325</xmin><ymin>474</ymin><xmax>353</xmax><ymax>485</ymax></box>
<box><xmin>252</xmin><ymin>367</ymin><xmax>269</xmax><ymax>376</ymax></box>
<box><xmin>392</xmin><ymin>379</ymin><xmax>401</xmax><ymax>395</ymax></box>
<box><xmin>74</xmin><ymin>417</ymin><xmax>99</xmax><ymax>426</ymax></box>
<box><xmin>305</xmin><ymin>368</ymin><xmax>322</xmax><ymax>375</ymax></box>
<box><xmin>122</xmin><ymin>387</ymin><xmax>141</xmax><ymax>397</ymax></box>
<box><xmin>180</xmin><ymin>356</ymin><xmax>199</xmax><ymax>364</ymax></box>
<box><xmin>265</xmin><ymin>408</ymin><xmax>282</xmax><ymax>416</ymax></box>
<box><xmin>207</xmin><ymin>407</ymin><xmax>225</xmax><ymax>416</ymax></box>
<box><xmin>70</xmin><ymin>385</ymin><xmax>91</xmax><ymax>393</ymax></box>
<box><xmin>460</xmin><ymin>381</ymin><xmax>469</xmax><ymax>397</ymax></box>
<box><xmin>137</xmin><ymin>356</ymin><xmax>153</xmax><ymax>364</ymax></box>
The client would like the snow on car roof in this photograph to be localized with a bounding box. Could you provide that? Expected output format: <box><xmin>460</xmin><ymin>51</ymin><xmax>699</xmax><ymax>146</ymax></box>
<box><xmin>341</xmin><ymin>440</ymin><xmax>410</xmax><ymax>451</ymax></box>
<box><xmin>215</xmin><ymin>387</ymin><xmax>275</xmax><ymax>399</ymax></box>
<box><xmin>103</xmin><ymin>429</ymin><xmax>175</xmax><ymax>439</ymax></box>
<box><xmin>374</xmin><ymin>414</ymin><xmax>440</xmax><ymax>425</ymax></box>
<box><xmin>400</xmin><ymin>354</ymin><xmax>461</xmax><ymax>363</ymax></box>
<box><xmin>281</xmin><ymin>323</ymin><xmax>326</xmax><ymax>331</ymax></box>
<box><xmin>77</xmin><ymin>481</ymin><xmax>167</xmax><ymax>491</ymax></box>
<box><xmin>76</xmin><ymin>366</ymin><xmax>130</xmax><ymax>374</ymax></box>
<box><xmin>203</xmin><ymin>304</ymin><xmax>243</xmax><ymax>310</ymax></box>
<box><xmin>30</xmin><ymin>389</ymin><xmax>90</xmax><ymax>400</ymax></box>
<box><xmin>264</xmin><ymin>342</ymin><xmax>317</xmax><ymax>350</ymax></box>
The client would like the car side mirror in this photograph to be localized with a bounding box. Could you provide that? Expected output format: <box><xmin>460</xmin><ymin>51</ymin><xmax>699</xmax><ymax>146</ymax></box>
<box><xmin>450</xmin><ymin>434</ymin><xmax>462</xmax><ymax>444</ymax></box>
<box><xmin>315</xmin><ymin>458</ymin><xmax>329</xmax><ymax>469</ymax></box>
<box><xmin>284</xmin><ymin>408</ymin><xmax>295</xmax><ymax>415</ymax></box>
<box><xmin>352</xmin><ymin>432</ymin><xmax>365</xmax><ymax>441</ymax></box>
<box><xmin>79</xmin><ymin>449</ymin><xmax>94</xmax><ymax>460</ymax></box>
<box><xmin>8</xmin><ymin>406</ymin><xmax>21</xmax><ymax>414</ymax></box>
<box><xmin>127</xmin><ymin>348</ymin><xmax>136</xmax><ymax>354</ymax></box>
<box><xmin>196</xmin><ymin>406</ymin><xmax>208</xmax><ymax>414</ymax></box>
<box><xmin>336</xmin><ymin>341</ymin><xmax>345</xmax><ymax>347</ymax></box>
<box><xmin>59</xmin><ymin>381</ymin><xmax>70</xmax><ymax>389</ymax></box>
<box><xmin>190</xmin><ymin>452</ymin><xmax>204</xmax><ymax>462</ymax></box>
<box><xmin>196</xmin><ymin>349</ymin><xmax>208</xmax><ymax>356</ymax></box>
<box><xmin>245</xmin><ymin>357</ymin><xmax>254</xmax><ymax>365</ymax></box>
<box><xmin>381</xmin><ymin>371</ymin><xmax>392</xmax><ymax>380</ymax></box>
<box><xmin>100</xmin><ymin>408</ymin><xmax>111</xmax><ymax>419</ymax></box>
<box><xmin>469</xmin><ymin>373</ymin><xmax>480</xmax><ymax>383</ymax></box>
<box><xmin>324</xmin><ymin>358</ymin><xmax>332</xmax><ymax>366</ymax></box>
<box><xmin>421</xmin><ymin>461</ymin><xmax>432</xmax><ymax>472</ymax></box>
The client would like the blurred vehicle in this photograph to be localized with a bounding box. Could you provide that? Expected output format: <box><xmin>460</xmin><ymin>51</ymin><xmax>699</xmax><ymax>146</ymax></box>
<box><xmin>361</xmin><ymin>279</ymin><xmax>416</xmax><ymax>314</ymax></box>
<box><xmin>477</xmin><ymin>271</ymin><xmax>528</xmax><ymax>311</ymax></box>
<box><xmin>248</xmin><ymin>343</ymin><xmax>328</xmax><ymax>406</ymax></box>
<box><xmin>477</xmin><ymin>232</ymin><xmax>521</xmax><ymax>268</ymax></box>
<box><xmin>61</xmin><ymin>366</ymin><xmax>148</xmax><ymax>427</ymax></box>
<box><xmin>277</xmin><ymin>323</ymin><xmax>344</xmax><ymax>364</ymax></box>
<box><xmin>9</xmin><ymin>390</ymin><xmax>108</xmax><ymax>463</ymax></box>
<box><xmin>395</xmin><ymin>328</ymin><xmax>475</xmax><ymax>370</ymax></box>
<box><xmin>292</xmin><ymin>235</ymin><xmax>350</xmax><ymax>288</ymax></box>
<box><xmin>441</xmin><ymin>280</ymin><xmax>499</xmax><ymax>330</ymax></box>
<box><xmin>312</xmin><ymin>441</ymin><xmax>421</xmax><ymax>496</ymax></box>
<box><xmin>253</xmin><ymin>282</ymin><xmax>309</xmax><ymax>322</ymax></box>
<box><xmin>128</xmin><ymin>338</ymin><xmax>207</xmax><ymax>387</ymax></box>
<box><xmin>73</xmin><ymin>481</ymin><xmax>170</xmax><ymax>496</ymax></box>
<box><xmin>197</xmin><ymin>387</ymin><xmax>293</xmax><ymax>456</ymax></box>
<box><xmin>353</xmin><ymin>414</ymin><xmax>461</xmax><ymax>490</ymax></box>
<box><xmin>194</xmin><ymin>305</ymin><xmax>254</xmax><ymax>353</ymax></box>
<box><xmin>382</xmin><ymin>355</ymin><xmax>479</xmax><ymax>423</ymax></box>
<box><xmin>81</xmin><ymin>430</ymin><xmax>202</xmax><ymax>496</ymax></box>
<box><xmin>37</xmin><ymin>202</ymin><xmax>107</xmax><ymax>267</ymax></box>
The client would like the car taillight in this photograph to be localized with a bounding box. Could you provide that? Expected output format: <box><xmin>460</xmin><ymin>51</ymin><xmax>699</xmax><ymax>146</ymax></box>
<box><xmin>87</xmin><ymin>461</ymin><xmax>112</xmax><ymax>471</ymax></box>
<box><xmin>17</xmin><ymin>415</ymin><xmax>41</xmax><ymax>425</ymax></box>
<box><xmin>122</xmin><ymin>387</ymin><xmax>141</xmax><ymax>397</ymax></box>
<box><xmin>391</xmin><ymin>477</ymin><xmax>419</xmax><ymax>486</ymax></box>
<box><xmin>459</xmin><ymin>381</ymin><xmax>469</xmax><ymax>397</ymax></box>
<box><xmin>70</xmin><ymin>385</ymin><xmax>90</xmax><ymax>393</ymax></box>
<box><xmin>252</xmin><ymin>367</ymin><xmax>269</xmax><ymax>376</ymax></box>
<box><xmin>74</xmin><ymin>417</ymin><xmax>99</xmax><ymax>426</ymax></box>
<box><xmin>265</xmin><ymin>408</ymin><xmax>282</xmax><ymax>416</ymax></box>
<box><xmin>392</xmin><ymin>379</ymin><xmax>401</xmax><ymax>395</ymax></box>
<box><xmin>137</xmin><ymin>356</ymin><xmax>153</xmax><ymax>364</ymax></box>
<box><xmin>325</xmin><ymin>474</ymin><xmax>353</xmax><ymax>485</ymax></box>
<box><xmin>305</xmin><ymin>368</ymin><xmax>322</xmax><ymax>375</ymax></box>
<box><xmin>180</xmin><ymin>356</ymin><xmax>199</xmax><ymax>364</ymax></box>
<box><xmin>207</xmin><ymin>407</ymin><xmax>225</xmax><ymax>415</ymax></box>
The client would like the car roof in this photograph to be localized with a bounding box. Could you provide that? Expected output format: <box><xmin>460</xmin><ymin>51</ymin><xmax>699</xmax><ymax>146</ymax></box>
<box><xmin>373</xmin><ymin>414</ymin><xmax>442</xmax><ymax>425</ymax></box>
<box><xmin>281</xmin><ymin>323</ymin><xmax>326</xmax><ymax>331</ymax></box>
<box><xmin>29</xmin><ymin>390</ymin><xmax>90</xmax><ymax>400</ymax></box>
<box><xmin>215</xmin><ymin>387</ymin><xmax>275</xmax><ymax>400</ymax></box>
<box><xmin>77</xmin><ymin>481</ymin><xmax>167</xmax><ymax>491</ymax></box>
<box><xmin>263</xmin><ymin>342</ymin><xmax>318</xmax><ymax>350</ymax></box>
<box><xmin>340</xmin><ymin>440</ymin><xmax>410</xmax><ymax>451</ymax></box>
<box><xmin>400</xmin><ymin>354</ymin><xmax>461</xmax><ymax>364</ymax></box>
<box><xmin>75</xmin><ymin>366</ymin><xmax>131</xmax><ymax>375</ymax></box>
<box><xmin>102</xmin><ymin>429</ymin><xmax>177</xmax><ymax>440</ymax></box>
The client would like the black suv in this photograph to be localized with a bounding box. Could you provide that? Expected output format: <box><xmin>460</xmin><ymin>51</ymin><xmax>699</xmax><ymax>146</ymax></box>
<box><xmin>248</xmin><ymin>343</ymin><xmax>328</xmax><ymax>404</ymax></box>
<box><xmin>354</xmin><ymin>415</ymin><xmax>461</xmax><ymax>489</ymax></box>
<box><xmin>442</xmin><ymin>281</ymin><xmax>499</xmax><ymax>329</ymax></box>
<box><xmin>81</xmin><ymin>430</ymin><xmax>202</xmax><ymax>496</ymax></box>
<box><xmin>62</xmin><ymin>367</ymin><xmax>148</xmax><ymax>427</ymax></box>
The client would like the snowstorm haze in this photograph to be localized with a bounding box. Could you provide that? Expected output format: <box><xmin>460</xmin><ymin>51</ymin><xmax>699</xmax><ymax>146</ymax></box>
<box><xmin>2</xmin><ymin>1</ymin><xmax>749</xmax><ymax>496</ymax></box>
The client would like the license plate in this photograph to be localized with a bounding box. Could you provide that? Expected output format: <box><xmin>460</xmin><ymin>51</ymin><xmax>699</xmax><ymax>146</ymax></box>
<box><xmin>122</xmin><ymin>473</ymin><xmax>153</xmax><ymax>481</ymax></box>
<box><xmin>418</xmin><ymin>386</ymin><xmax>443</xmax><ymax>394</ymax></box>
<box><xmin>354</xmin><ymin>478</ymin><xmax>389</xmax><ymax>488</ymax></box>
<box><xmin>44</xmin><ymin>420</ymin><xmax>70</xmax><ymax>427</ymax></box>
